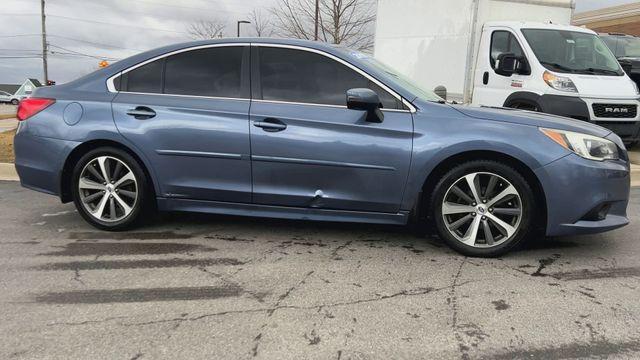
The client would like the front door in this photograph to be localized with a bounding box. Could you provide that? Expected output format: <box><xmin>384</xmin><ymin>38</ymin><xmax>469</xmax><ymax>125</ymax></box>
<box><xmin>473</xmin><ymin>28</ymin><xmax>531</xmax><ymax>107</ymax></box>
<box><xmin>112</xmin><ymin>45</ymin><xmax>252</xmax><ymax>202</ymax></box>
<box><xmin>249</xmin><ymin>45</ymin><xmax>413</xmax><ymax>213</ymax></box>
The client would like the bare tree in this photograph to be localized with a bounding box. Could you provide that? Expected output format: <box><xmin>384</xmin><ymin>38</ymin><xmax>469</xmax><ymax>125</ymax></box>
<box><xmin>270</xmin><ymin>0</ymin><xmax>375</xmax><ymax>51</ymax></box>
<box><xmin>248</xmin><ymin>9</ymin><xmax>274</xmax><ymax>37</ymax></box>
<box><xmin>187</xmin><ymin>19</ymin><xmax>226</xmax><ymax>40</ymax></box>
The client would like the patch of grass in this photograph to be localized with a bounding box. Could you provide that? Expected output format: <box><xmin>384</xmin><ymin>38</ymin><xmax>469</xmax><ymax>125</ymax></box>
<box><xmin>0</xmin><ymin>129</ymin><xmax>16</xmax><ymax>163</ymax></box>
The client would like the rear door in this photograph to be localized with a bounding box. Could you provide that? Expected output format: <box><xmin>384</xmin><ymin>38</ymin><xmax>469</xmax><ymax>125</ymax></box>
<box><xmin>111</xmin><ymin>44</ymin><xmax>252</xmax><ymax>202</ymax></box>
<box><xmin>249</xmin><ymin>45</ymin><xmax>413</xmax><ymax>213</ymax></box>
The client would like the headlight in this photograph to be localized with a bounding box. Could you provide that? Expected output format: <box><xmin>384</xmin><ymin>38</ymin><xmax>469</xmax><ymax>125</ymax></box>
<box><xmin>632</xmin><ymin>80</ymin><xmax>640</xmax><ymax>95</ymax></box>
<box><xmin>540</xmin><ymin>128</ymin><xmax>619</xmax><ymax>161</ymax></box>
<box><xmin>543</xmin><ymin>71</ymin><xmax>578</xmax><ymax>93</ymax></box>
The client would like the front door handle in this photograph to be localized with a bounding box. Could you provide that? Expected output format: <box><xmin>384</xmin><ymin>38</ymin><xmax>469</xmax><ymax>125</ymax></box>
<box><xmin>126</xmin><ymin>106</ymin><xmax>156</xmax><ymax>119</ymax></box>
<box><xmin>253</xmin><ymin>118</ymin><xmax>287</xmax><ymax>132</ymax></box>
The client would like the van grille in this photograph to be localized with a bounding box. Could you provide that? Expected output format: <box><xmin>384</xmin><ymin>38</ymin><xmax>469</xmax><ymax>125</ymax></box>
<box><xmin>592</xmin><ymin>103</ymin><xmax>637</xmax><ymax>119</ymax></box>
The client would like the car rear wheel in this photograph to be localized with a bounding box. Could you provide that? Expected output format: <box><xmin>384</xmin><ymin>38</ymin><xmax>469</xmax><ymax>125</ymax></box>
<box><xmin>431</xmin><ymin>160</ymin><xmax>535</xmax><ymax>257</ymax></box>
<box><xmin>72</xmin><ymin>147</ymin><xmax>151</xmax><ymax>230</ymax></box>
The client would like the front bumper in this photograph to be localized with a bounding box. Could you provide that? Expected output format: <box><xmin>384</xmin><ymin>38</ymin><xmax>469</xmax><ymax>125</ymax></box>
<box><xmin>539</xmin><ymin>95</ymin><xmax>640</xmax><ymax>143</ymax></box>
<box><xmin>13</xmin><ymin>129</ymin><xmax>78</xmax><ymax>197</ymax></box>
<box><xmin>535</xmin><ymin>153</ymin><xmax>630</xmax><ymax>236</ymax></box>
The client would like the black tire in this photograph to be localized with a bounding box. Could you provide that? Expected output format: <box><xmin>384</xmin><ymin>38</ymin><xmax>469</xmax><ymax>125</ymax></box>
<box><xmin>11</xmin><ymin>99</ymin><xmax>19</xmax><ymax>105</ymax></box>
<box><xmin>430</xmin><ymin>160</ymin><xmax>535</xmax><ymax>257</ymax></box>
<box><xmin>508</xmin><ymin>101</ymin><xmax>539</xmax><ymax>112</ymax></box>
<box><xmin>72</xmin><ymin>146</ymin><xmax>153</xmax><ymax>231</ymax></box>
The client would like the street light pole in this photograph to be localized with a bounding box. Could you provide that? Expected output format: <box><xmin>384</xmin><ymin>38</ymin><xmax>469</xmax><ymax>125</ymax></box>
<box><xmin>314</xmin><ymin>0</ymin><xmax>319</xmax><ymax>41</ymax></box>
<box><xmin>237</xmin><ymin>20</ymin><xmax>251</xmax><ymax>37</ymax></box>
<box><xmin>40</xmin><ymin>0</ymin><xmax>48</xmax><ymax>84</ymax></box>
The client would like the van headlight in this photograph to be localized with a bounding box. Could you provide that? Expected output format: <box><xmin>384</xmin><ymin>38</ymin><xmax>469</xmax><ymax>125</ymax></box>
<box><xmin>543</xmin><ymin>71</ymin><xmax>578</xmax><ymax>93</ymax></box>
<box><xmin>632</xmin><ymin>81</ymin><xmax>640</xmax><ymax>95</ymax></box>
<box><xmin>540</xmin><ymin>128</ymin><xmax>619</xmax><ymax>161</ymax></box>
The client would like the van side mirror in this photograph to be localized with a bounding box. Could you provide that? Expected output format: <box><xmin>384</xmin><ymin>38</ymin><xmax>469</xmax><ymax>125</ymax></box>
<box><xmin>619</xmin><ymin>58</ymin><xmax>633</xmax><ymax>75</ymax></box>
<box><xmin>495</xmin><ymin>53</ymin><xmax>524</xmax><ymax>76</ymax></box>
<box><xmin>346</xmin><ymin>88</ymin><xmax>384</xmax><ymax>123</ymax></box>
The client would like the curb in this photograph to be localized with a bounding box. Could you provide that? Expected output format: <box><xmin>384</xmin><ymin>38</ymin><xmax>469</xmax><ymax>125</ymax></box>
<box><xmin>0</xmin><ymin>163</ymin><xmax>18</xmax><ymax>181</ymax></box>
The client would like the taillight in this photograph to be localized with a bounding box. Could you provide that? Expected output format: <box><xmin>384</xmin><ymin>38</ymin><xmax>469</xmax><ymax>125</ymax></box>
<box><xmin>17</xmin><ymin>98</ymin><xmax>56</xmax><ymax>121</ymax></box>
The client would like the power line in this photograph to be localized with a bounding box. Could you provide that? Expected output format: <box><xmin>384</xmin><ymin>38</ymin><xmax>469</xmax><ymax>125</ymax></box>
<box><xmin>46</xmin><ymin>14</ymin><xmax>189</xmax><ymax>35</ymax></box>
<box><xmin>48</xmin><ymin>44</ymin><xmax>121</xmax><ymax>60</ymax></box>
<box><xmin>48</xmin><ymin>35</ymin><xmax>142</xmax><ymax>52</ymax></box>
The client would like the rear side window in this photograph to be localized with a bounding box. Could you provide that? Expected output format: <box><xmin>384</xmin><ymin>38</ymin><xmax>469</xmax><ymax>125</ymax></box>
<box><xmin>123</xmin><ymin>59</ymin><xmax>163</xmax><ymax>93</ymax></box>
<box><xmin>164</xmin><ymin>47</ymin><xmax>245</xmax><ymax>98</ymax></box>
<box><xmin>116</xmin><ymin>46</ymin><xmax>248</xmax><ymax>98</ymax></box>
<box><xmin>257</xmin><ymin>47</ymin><xmax>403</xmax><ymax>109</ymax></box>
<box><xmin>490</xmin><ymin>31</ymin><xmax>525</xmax><ymax>68</ymax></box>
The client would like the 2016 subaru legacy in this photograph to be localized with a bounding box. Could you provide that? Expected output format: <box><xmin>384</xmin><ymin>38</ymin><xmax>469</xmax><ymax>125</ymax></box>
<box><xmin>14</xmin><ymin>38</ymin><xmax>630</xmax><ymax>257</ymax></box>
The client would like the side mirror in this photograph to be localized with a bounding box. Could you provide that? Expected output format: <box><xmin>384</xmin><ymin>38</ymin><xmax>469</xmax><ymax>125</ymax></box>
<box><xmin>346</xmin><ymin>88</ymin><xmax>384</xmax><ymax>123</ymax></box>
<box><xmin>495</xmin><ymin>53</ymin><xmax>523</xmax><ymax>76</ymax></box>
<box><xmin>434</xmin><ymin>85</ymin><xmax>447</xmax><ymax>101</ymax></box>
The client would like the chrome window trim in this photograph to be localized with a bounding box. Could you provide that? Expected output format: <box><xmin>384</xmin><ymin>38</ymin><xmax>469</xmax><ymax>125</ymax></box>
<box><xmin>254</xmin><ymin>98</ymin><xmax>411</xmax><ymax>113</ymax></box>
<box><xmin>111</xmin><ymin>91</ymin><xmax>250</xmax><ymax>102</ymax></box>
<box><xmin>105</xmin><ymin>42</ymin><xmax>250</xmax><ymax>97</ymax></box>
<box><xmin>105</xmin><ymin>41</ymin><xmax>417</xmax><ymax>113</ymax></box>
<box><xmin>252</xmin><ymin>43</ymin><xmax>416</xmax><ymax>113</ymax></box>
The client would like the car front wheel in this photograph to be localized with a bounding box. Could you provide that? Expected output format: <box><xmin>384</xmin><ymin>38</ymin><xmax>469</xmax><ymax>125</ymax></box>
<box><xmin>431</xmin><ymin>160</ymin><xmax>535</xmax><ymax>257</ymax></box>
<box><xmin>72</xmin><ymin>147</ymin><xmax>151</xmax><ymax>230</ymax></box>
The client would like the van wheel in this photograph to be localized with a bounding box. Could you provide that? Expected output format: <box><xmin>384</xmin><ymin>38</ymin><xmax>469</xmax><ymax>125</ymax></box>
<box><xmin>430</xmin><ymin>160</ymin><xmax>535</xmax><ymax>257</ymax></box>
<box><xmin>509</xmin><ymin>102</ymin><xmax>539</xmax><ymax>112</ymax></box>
<box><xmin>72</xmin><ymin>147</ymin><xmax>152</xmax><ymax>231</ymax></box>
<box><xmin>11</xmin><ymin>99</ymin><xmax>19</xmax><ymax>105</ymax></box>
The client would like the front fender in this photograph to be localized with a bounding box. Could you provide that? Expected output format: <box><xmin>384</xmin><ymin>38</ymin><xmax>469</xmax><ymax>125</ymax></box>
<box><xmin>401</xmin><ymin>108</ymin><xmax>570</xmax><ymax>211</ymax></box>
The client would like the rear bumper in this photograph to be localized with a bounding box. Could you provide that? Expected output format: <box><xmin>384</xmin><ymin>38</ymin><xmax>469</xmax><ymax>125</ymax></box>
<box><xmin>539</xmin><ymin>95</ymin><xmax>640</xmax><ymax>143</ymax></box>
<box><xmin>535</xmin><ymin>153</ymin><xmax>630</xmax><ymax>236</ymax></box>
<box><xmin>13</xmin><ymin>130</ymin><xmax>77</xmax><ymax>197</ymax></box>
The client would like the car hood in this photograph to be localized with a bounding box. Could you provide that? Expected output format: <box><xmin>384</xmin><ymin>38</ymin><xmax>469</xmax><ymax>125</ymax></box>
<box><xmin>450</xmin><ymin>105</ymin><xmax>612</xmax><ymax>138</ymax></box>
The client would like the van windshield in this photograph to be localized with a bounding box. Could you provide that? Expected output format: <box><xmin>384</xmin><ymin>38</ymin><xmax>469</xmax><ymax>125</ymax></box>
<box><xmin>521</xmin><ymin>29</ymin><xmax>623</xmax><ymax>76</ymax></box>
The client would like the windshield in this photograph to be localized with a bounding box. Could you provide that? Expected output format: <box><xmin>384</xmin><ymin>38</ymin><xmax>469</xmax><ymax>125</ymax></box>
<box><xmin>605</xmin><ymin>35</ymin><xmax>640</xmax><ymax>58</ymax></box>
<box><xmin>346</xmin><ymin>50</ymin><xmax>444</xmax><ymax>102</ymax></box>
<box><xmin>521</xmin><ymin>29</ymin><xmax>623</xmax><ymax>76</ymax></box>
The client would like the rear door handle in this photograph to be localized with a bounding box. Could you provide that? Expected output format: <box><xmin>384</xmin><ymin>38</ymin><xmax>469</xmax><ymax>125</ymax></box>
<box><xmin>126</xmin><ymin>106</ymin><xmax>156</xmax><ymax>119</ymax></box>
<box><xmin>253</xmin><ymin>118</ymin><xmax>287</xmax><ymax>132</ymax></box>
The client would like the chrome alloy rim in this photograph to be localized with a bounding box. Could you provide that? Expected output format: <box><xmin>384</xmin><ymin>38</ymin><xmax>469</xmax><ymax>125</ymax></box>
<box><xmin>441</xmin><ymin>172</ymin><xmax>522</xmax><ymax>248</ymax></box>
<box><xmin>78</xmin><ymin>156</ymin><xmax>138</xmax><ymax>222</ymax></box>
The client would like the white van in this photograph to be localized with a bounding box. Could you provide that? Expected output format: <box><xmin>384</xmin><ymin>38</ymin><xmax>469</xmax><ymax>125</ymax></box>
<box><xmin>374</xmin><ymin>0</ymin><xmax>640</xmax><ymax>145</ymax></box>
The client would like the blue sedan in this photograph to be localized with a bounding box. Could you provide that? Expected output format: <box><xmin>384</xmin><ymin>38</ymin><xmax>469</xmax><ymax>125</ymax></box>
<box><xmin>13</xmin><ymin>38</ymin><xmax>630</xmax><ymax>257</ymax></box>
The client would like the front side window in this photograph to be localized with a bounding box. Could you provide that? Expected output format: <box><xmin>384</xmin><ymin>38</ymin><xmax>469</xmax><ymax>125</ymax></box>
<box><xmin>616</xmin><ymin>36</ymin><xmax>640</xmax><ymax>58</ymax></box>
<box><xmin>490</xmin><ymin>30</ymin><xmax>525</xmax><ymax>68</ymax></box>
<box><xmin>522</xmin><ymin>29</ymin><xmax>623</xmax><ymax>75</ymax></box>
<box><xmin>257</xmin><ymin>47</ymin><xmax>402</xmax><ymax>109</ymax></box>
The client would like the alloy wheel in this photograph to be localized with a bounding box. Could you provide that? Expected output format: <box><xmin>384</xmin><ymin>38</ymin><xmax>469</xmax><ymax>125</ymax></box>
<box><xmin>441</xmin><ymin>172</ymin><xmax>522</xmax><ymax>248</ymax></box>
<box><xmin>78</xmin><ymin>156</ymin><xmax>138</xmax><ymax>222</ymax></box>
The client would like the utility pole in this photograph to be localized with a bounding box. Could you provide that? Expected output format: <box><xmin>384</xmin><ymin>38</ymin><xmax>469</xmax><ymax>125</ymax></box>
<box><xmin>314</xmin><ymin>0</ymin><xmax>319</xmax><ymax>40</ymax></box>
<box><xmin>40</xmin><ymin>0</ymin><xmax>48</xmax><ymax>84</ymax></box>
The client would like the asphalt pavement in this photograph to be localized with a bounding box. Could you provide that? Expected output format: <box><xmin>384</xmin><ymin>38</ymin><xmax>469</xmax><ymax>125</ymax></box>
<box><xmin>0</xmin><ymin>181</ymin><xmax>639</xmax><ymax>359</ymax></box>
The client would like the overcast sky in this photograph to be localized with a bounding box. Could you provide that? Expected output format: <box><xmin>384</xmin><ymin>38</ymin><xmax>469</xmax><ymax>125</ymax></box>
<box><xmin>0</xmin><ymin>0</ymin><xmax>637</xmax><ymax>84</ymax></box>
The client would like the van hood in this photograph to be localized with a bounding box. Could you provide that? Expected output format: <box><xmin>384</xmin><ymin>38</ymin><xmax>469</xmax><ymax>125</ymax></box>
<box><xmin>451</xmin><ymin>105</ymin><xmax>611</xmax><ymax>138</ymax></box>
<box><xmin>567</xmin><ymin>73</ymin><xmax>637</xmax><ymax>98</ymax></box>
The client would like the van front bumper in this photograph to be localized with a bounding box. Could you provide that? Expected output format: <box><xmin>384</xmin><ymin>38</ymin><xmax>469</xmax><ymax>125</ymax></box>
<box><xmin>535</xmin><ymin>153</ymin><xmax>630</xmax><ymax>237</ymax></box>
<box><xmin>538</xmin><ymin>95</ymin><xmax>640</xmax><ymax>143</ymax></box>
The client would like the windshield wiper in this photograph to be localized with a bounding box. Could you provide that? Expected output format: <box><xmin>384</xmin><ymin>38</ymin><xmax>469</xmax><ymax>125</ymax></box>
<box><xmin>579</xmin><ymin>68</ymin><xmax>621</xmax><ymax>75</ymax></box>
<box><xmin>539</xmin><ymin>61</ymin><xmax>576</xmax><ymax>72</ymax></box>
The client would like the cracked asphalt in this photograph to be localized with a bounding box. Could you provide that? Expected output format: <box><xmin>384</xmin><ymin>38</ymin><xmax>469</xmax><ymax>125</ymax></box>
<box><xmin>0</xmin><ymin>180</ymin><xmax>639</xmax><ymax>359</ymax></box>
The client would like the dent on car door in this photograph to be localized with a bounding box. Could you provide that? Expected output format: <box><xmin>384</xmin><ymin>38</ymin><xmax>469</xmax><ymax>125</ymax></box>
<box><xmin>249</xmin><ymin>45</ymin><xmax>413</xmax><ymax>213</ymax></box>
<box><xmin>111</xmin><ymin>45</ymin><xmax>253</xmax><ymax>203</ymax></box>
